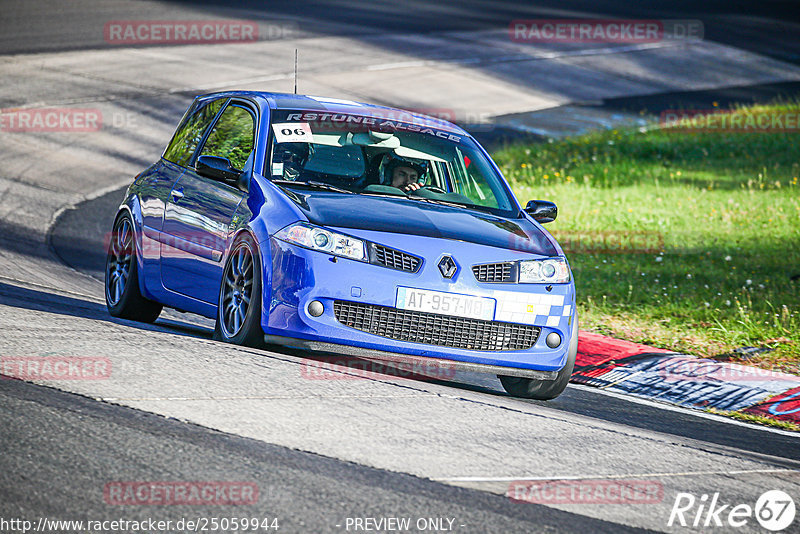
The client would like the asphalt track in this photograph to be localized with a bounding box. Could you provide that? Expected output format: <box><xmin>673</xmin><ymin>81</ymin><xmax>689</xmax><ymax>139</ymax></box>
<box><xmin>2</xmin><ymin>377</ymin><xmax>641</xmax><ymax>533</ymax></box>
<box><xmin>2</xmin><ymin>0</ymin><xmax>799</xmax><ymax>64</ymax></box>
<box><xmin>52</xmin><ymin>185</ymin><xmax>800</xmax><ymax>462</ymax></box>
<box><xmin>3</xmin><ymin>1</ymin><xmax>800</xmax><ymax>533</ymax></box>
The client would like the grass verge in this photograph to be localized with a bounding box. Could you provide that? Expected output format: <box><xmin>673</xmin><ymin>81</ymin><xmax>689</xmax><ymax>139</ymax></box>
<box><xmin>492</xmin><ymin>101</ymin><xmax>800</xmax><ymax>373</ymax></box>
<box><xmin>705</xmin><ymin>408</ymin><xmax>800</xmax><ymax>432</ymax></box>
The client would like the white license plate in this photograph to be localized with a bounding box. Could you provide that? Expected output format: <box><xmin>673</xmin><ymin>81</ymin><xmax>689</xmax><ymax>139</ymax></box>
<box><xmin>396</xmin><ymin>287</ymin><xmax>495</xmax><ymax>321</ymax></box>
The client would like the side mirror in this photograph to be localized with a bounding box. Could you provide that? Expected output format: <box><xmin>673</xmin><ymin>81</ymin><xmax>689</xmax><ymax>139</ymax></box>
<box><xmin>524</xmin><ymin>200</ymin><xmax>558</xmax><ymax>224</ymax></box>
<box><xmin>196</xmin><ymin>155</ymin><xmax>240</xmax><ymax>181</ymax></box>
<box><xmin>196</xmin><ymin>155</ymin><xmax>250</xmax><ymax>192</ymax></box>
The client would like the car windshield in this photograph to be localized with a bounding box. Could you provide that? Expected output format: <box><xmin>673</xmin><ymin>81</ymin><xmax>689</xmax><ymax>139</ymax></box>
<box><xmin>266</xmin><ymin>109</ymin><xmax>518</xmax><ymax>217</ymax></box>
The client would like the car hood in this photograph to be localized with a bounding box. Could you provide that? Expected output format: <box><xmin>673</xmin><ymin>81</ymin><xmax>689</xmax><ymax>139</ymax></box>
<box><xmin>287</xmin><ymin>191</ymin><xmax>558</xmax><ymax>255</ymax></box>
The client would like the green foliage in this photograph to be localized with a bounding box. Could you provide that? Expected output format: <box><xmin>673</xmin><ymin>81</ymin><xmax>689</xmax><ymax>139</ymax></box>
<box><xmin>492</xmin><ymin>101</ymin><xmax>800</xmax><ymax>370</ymax></box>
<box><xmin>200</xmin><ymin>106</ymin><xmax>254</xmax><ymax>170</ymax></box>
<box><xmin>705</xmin><ymin>408</ymin><xmax>800</xmax><ymax>432</ymax></box>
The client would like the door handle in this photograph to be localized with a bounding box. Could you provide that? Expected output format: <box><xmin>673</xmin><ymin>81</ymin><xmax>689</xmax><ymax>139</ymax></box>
<box><xmin>171</xmin><ymin>188</ymin><xmax>184</xmax><ymax>201</ymax></box>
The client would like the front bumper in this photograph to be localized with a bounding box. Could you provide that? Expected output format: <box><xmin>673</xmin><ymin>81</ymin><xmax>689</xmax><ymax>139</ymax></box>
<box><xmin>264</xmin><ymin>229</ymin><xmax>576</xmax><ymax>374</ymax></box>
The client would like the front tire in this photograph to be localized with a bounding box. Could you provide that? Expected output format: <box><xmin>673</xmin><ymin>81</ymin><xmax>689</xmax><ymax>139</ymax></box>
<box><xmin>499</xmin><ymin>315</ymin><xmax>578</xmax><ymax>400</ymax></box>
<box><xmin>213</xmin><ymin>233</ymin><xmax>264</xmax><ymax>348</ymax></box>
<box><xmin>105</xmin><ymin>213</ymin><xmax>162</xmax><ymax>323</ymax></box>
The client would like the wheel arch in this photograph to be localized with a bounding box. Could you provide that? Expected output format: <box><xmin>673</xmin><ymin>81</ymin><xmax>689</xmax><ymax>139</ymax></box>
<box><xmin>224</xmin><ymin>226</ymin><xmax>271</xmax><ymax>327</ymax></box>
<box><xmin>111</xmin><ymin>200</ymin><xmax>152</xmax><ymax>300</ymax></box>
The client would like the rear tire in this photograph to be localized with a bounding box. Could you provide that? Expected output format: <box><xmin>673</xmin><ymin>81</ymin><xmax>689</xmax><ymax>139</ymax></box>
<box><xmin>213</xmin><ymin>233</ymin><xmax>264</xmax><ymax>348</ymax></box>
<box><xmin>105</xmin><ymin>213</ymin><xmax>162</xmax><ymax>323</ymax></box>
<box><xmin>499</xmin><ymin>314</ymin><xmax>578</xmax><ymax>400</ymax></box>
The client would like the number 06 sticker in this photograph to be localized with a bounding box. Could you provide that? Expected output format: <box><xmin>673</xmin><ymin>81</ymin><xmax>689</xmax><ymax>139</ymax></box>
<box><xmin>272</xmin><ymin>122</ymin><xmax>312</xmax><ymax>143</ymax></box>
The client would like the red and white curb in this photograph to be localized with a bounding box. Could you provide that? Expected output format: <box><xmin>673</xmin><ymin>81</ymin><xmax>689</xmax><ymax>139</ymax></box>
<box><xmin>572</xmin><ymin>332</ymin><xmax>800</xmax><ymax>424</ymax></box>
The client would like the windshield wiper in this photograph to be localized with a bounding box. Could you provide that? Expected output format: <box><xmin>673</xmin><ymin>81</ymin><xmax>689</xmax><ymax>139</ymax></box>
<box><xmin>405</xmin><ymin>196</ymin><xmax>464</xmax><ymax>209</ymax></box>
<box><xmin>272</xmin><ymin>180</ymin><xmax>355</xmax><ymax>194</ymax></box>
<box><xmin>405</xmin><ymin>195</ymin><xmax>495</xmax><ymax>213</ymax></box>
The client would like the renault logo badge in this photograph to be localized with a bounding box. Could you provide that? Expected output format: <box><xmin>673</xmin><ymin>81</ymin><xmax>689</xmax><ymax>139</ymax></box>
<box><xmin>438</xmin><ymin>256</ymin><xmax>457</xmax><ymax>279</ymax></box>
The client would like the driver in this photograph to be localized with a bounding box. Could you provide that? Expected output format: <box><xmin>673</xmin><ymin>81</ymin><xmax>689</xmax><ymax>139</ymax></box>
<box><xmin>392</xmin><ymin>164</ymin><xmax>422</xmax><ymax>192</ymax></box>
<box><xmin>380</xmin><ymin>154</ymin><xmax>428</xmax><ymax>192</ymax></box>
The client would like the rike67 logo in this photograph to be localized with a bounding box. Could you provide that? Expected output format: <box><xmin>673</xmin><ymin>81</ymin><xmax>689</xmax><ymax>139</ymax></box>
<box><xmin>668</xmin><ymin>490</ymin><xmax>795</xmax><ymax>531</ymax></box>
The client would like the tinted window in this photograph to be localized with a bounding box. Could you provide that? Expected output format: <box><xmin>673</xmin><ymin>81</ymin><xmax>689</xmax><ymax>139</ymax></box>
<box><xmin>267</xmin><ymin>109</ymin><xmax>516</xmax><ymax>216</ymax></box>
<box><xmin>304</xmin><ymin>145</ymin><xmax>364</xmax><ymax>178</ymax></box>
<box><xmin>163</xmin><ymin>98</ymin><xmax>225</xmax><ymax>167</ymax></box>
<box><xmin>447</xmin><ymin>146</ymin><xmax>511</xmax><ymax>210</ymax></box>
<box><xmin>199</xmin><ymin>104</ymin><xmax>255</xmax><ymax>171</ymax></box>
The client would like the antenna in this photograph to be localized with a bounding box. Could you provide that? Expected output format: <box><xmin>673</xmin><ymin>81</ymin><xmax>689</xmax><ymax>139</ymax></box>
<box><xmin>294</xmin><ymin>49</ymin><xmax>298</xmax><ymax>94</ymax></box>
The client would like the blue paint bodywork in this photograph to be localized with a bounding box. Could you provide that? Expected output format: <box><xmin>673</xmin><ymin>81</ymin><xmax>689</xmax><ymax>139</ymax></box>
<box><xmin>118</xmin><ymin>91</ymin><xmax>577</xmax><ymax>374</ymax></box>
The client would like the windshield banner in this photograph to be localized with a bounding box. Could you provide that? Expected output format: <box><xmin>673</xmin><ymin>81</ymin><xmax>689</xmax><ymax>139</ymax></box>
<box><xmin>283</xmin><ymin>111</ymin><xmax>463</xmax><ymax>143</ymax></box>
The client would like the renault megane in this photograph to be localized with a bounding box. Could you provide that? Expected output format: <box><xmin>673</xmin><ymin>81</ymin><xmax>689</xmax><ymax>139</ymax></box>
<box><xmin>105</xmin><ymin>91</ymin><xmax>578</xmax><ymax>399</ymax></box>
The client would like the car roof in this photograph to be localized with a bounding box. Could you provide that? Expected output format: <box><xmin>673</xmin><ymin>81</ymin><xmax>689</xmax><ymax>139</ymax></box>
<box><xmin>199</xmin><ymin>91</ymin><xmax>468</xmax><ymax>135</ymax></box>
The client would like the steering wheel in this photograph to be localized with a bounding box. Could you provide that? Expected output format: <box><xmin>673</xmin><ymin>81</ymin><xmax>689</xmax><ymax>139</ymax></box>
<box><xmin>414</xmin><ymin>185</ymin><xmax>447</xmax><ymax>194</ymax></box>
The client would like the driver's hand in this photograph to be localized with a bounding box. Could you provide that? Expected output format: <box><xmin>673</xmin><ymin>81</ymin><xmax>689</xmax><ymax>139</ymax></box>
<box><xmin>401</xmin><ymin>182</ymin><xmax>422</xmax><ymax>192</ymax></box>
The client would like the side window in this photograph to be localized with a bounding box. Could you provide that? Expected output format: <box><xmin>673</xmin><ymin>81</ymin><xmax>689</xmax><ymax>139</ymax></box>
<box><xmin>163</xmin><ymin>98</ymin><xmax>225</xmax><ymax>167</ymax></box>
<box><xmin>199</xmin><ymin>104</ymin><xmax>255</xmax><ymax>171</ymax></box>
<box><xmin>449</xmin><ymin>148</ymin><xmax>502</xmax><ymax>209</ymax></box>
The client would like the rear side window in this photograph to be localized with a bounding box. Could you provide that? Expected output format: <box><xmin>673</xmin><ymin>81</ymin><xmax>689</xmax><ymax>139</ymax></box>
<box><xmin>199</xmin><ymin>104</ymin><xmax>255</xmax><ymax>171</ymax></box>
<box><xmin>163</xmin><ymin>98</ymin><xmax>225</xmax><ymax>167</ymax></box>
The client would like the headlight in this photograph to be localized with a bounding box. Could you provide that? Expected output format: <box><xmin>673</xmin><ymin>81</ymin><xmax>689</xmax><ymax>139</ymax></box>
<box><xmin>519</xmin><ymin>257</ymin><xmax>570</xmax><ymax>283</ymax></box>
<box><xmin>274</xmin><ymin>222</ymin><xmax>367</xmax><ymax>261</ymax></box>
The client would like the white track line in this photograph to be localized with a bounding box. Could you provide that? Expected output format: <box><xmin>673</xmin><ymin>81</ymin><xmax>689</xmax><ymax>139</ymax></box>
<box><xmin>101</xmin><ymin>393</ymin><xmax>440</xmax><ymax>401</ymax></box>
<box><xmin>436</xmin><ymin>468</ymin><xmax>800</xmax><ymax>483</ymax></box>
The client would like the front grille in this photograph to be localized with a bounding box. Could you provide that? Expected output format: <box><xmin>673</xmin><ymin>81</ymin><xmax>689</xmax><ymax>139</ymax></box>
<box><xmin>371</xmin><ymin>244</ymin><xmax>421</xmax><ymax>273</ymax></box>
<box><xmin>333</xmin><ymin>300</ymin><xmax>540</xmax><ymax>351</ymax></box>
<box><xmin>473</xmin><ymin>262</ymin><xmax>515</xmax><ymax>283</ymax></box>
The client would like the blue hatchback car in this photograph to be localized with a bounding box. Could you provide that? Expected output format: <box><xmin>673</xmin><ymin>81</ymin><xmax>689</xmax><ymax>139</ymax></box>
<box><xmin>106</xmin><ymin>91</ymin><xmax>577</xmax><ymax>399</ymax></box>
